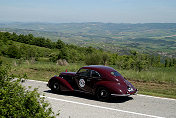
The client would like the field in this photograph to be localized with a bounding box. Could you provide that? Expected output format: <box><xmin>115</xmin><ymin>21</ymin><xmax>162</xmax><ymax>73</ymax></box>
<box><xmin>5</xmin><ymin>57</ymin><xmax>175</xmax><ymax>99</ymax></box>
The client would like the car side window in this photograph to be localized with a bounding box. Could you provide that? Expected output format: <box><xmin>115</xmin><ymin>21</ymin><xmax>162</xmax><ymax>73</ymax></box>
<box><xmin>78</xmin><ymin>69</ymin><xmax>90</xmax><ymax>77</ymax></box>
<box><xmin>91</xmin><ymin>70</ymin><xmax>100</xmax><ymax>78</ymax></box>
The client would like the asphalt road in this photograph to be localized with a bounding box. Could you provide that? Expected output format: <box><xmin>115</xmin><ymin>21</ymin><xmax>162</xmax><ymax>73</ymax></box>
<box><xmin>22</xmin><ymin>80</ymin><xmax>176</xmax><ymax>118</ymax></box>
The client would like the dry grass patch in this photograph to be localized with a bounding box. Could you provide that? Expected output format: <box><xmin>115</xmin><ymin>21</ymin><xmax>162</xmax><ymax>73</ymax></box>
<box><xmin>130</xmin><ymin>80</ymin><xmax>176</xmax><ymax>99</ymax></box>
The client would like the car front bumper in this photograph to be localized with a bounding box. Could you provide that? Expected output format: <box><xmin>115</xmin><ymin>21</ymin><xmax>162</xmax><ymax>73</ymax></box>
<box><xmin>111</xmin><ymin>89</ymin><xmax>138</xmax><ymax>97</ymax></box>
<box><xmin>111</xmin><ymin>93</ymin><xmax>131</xmax><ymax>96</ymax></box>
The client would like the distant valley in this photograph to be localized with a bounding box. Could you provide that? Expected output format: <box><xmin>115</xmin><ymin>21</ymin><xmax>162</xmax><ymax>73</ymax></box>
<box><xmin>0</xmin><ymin>22</ymin><xmax>176</xmax><ymax>57</ymax></box>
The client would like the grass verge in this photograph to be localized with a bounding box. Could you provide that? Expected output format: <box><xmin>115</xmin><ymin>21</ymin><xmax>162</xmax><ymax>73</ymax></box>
<box><xmin>129</xmin><ymin>80</ymin><xmax>176</xmax><ymax>99</ymax></box>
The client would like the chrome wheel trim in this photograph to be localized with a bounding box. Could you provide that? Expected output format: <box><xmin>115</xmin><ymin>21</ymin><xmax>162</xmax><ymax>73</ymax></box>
<box><xmin>100</xmin><ymin>90</ymin><xmax>108</xmax><ymax>97</ymax></box>
<box><xmin>53</xmin><ymin>82</ymin><xmax>59</xmax><ymax>90</ymax></box>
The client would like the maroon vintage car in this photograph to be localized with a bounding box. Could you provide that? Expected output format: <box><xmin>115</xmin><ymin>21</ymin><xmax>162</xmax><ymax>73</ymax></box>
<box><xmin>47</xmin><ymin>65</ymin><xmax>137</xmax><ymax>101</ymax></box>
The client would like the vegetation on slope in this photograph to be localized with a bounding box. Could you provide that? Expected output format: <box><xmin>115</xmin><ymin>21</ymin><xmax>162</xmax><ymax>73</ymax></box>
<box><xmin>1</xmin><ymin>31</ymin><xmax>175</xmax><ymax>71</ymax></box>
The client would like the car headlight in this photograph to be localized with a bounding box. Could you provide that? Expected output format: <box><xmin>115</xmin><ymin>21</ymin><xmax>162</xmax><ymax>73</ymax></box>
<box><xmin>116</xmin><ymin>78</ymin><xmax>119</xmax><ymax>82</ymax></box>
<box><xmin>128</xmin><ymin>86</ymin><xmax>134</xmax><ymax>92</ymax></box>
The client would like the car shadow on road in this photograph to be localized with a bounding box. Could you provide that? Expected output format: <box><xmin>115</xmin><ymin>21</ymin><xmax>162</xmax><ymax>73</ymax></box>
<box><xmin>44</xmin><ymin>90</ymin><xmax>133</xmax><ymax>103</ymax></box>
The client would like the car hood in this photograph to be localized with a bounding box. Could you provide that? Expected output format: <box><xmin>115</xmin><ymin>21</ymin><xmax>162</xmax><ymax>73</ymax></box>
<box><xmin>60</xmin><ymin>72</ymin><xmax>77</xmax><ymax>76</ymax></box>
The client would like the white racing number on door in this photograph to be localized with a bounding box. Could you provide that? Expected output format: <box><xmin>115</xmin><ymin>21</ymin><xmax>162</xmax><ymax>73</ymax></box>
<box><xmin>79</xmin><ymin>79</ymin><xmax>85</xmax><ymax>87</ymax></box>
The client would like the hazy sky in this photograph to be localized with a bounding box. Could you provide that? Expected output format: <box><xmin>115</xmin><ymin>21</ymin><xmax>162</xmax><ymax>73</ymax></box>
<box><xmin>0</xmin><ymin>0</ymin><xmax>176</xmax><ymax>23</ymax></box>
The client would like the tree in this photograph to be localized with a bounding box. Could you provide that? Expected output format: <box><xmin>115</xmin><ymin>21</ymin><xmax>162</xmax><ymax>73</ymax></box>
<box><xmin>57</xmin><ymin>48</ymin><xmax>69</xmax><ymax>61</ymax></box>
<box><xmin>7</xmin><ymin>44</ymin><xmax>21</xmax><ymax>59</ymax></box>
<box><xmin>102</xmin><ymin>53</ymin><xmax>109</xmax><ymax>65</ymax></box>
<box><xmin>86</xmin><ymin>46</ymin><xmax>94</xmax><ymax>54</ymax></box>
<box><xmin>18</xmin><ymin>34</ymin><xmax>25</xmax><ymax>43</ymax></box>
<box><xmin>10</xmin><ymin>32</ymin><xmax>18</xmax><ymax>41</ymax></box>
<box><xmin>56</xmin><ymin>39</ymin><xmax>65</xmax><ymax>49</ymax></box>
<box><xmin>45</xmin><ymin>38</ymin><xmax>53</xmax><ymax>49</ymax></box>
<box><xmin>108</xmin><ymin>53</ymin><xmax>118</xmax><ymax>65</ymax></box>
<box><xmin>173</xmin><ymin>58</ymin><xmax>176</xmax><ymax>67</ymax></box>
<box><xmin>26</xmin><ymin>34</ymin><xmax>34</xmax><ymax>44</ymax></box>
<box><xmin>130</xmin><ymin>50</ymin><xmax>138</xmax><ymax>56</ymax></box>
<box><xmin>169</xmin><ymin>59</ymin><xmax>172</xmax><ymax>67</ymax></box>
<box><xmin>49</xmin><ymin>53</ymin><xmax>59</xmax><ymax>62</ymax></box>
<box><xmin>165</xmin><ymin>59</ymin><xmax>168</xmax><ymax>67</ymax></box>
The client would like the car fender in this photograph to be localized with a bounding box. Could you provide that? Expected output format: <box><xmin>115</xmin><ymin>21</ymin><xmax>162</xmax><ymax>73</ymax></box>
<box><xmin>49</xmin><ymin>76</ymin><xmax>74</xmax><ymax>91</ymax></box>
<box><xmin>95</xmin><ymin>81</ymin><xmax>128</xmax><ymax>95</ymax></box>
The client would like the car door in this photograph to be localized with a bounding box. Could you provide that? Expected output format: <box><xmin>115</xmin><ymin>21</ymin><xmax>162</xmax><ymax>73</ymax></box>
<box><xmin>75</xmin><ymin>69</ymin><xmax>101</xmax><ymax>93</ymax></box>
<box><xmin>75</xmin><ymin>68</ymin><xmax>92</xmax><ymax>92</ymax></box>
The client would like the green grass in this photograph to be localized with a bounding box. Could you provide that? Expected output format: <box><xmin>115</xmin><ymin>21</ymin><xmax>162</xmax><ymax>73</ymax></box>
<box><xmin>116</xmin><ymin>68</ymin><xmax>176</xmax><ymax>84</ymax></box>
<box><xmin>4</xmin><ymin>57</ymin><xmax>175</xmax><ymax>99</ymax></box>
<box><xmin>130</xmin><ymin>80</ymin><xmax>176</xmax><ymax>99</ymax></box>
<box><xmin>11</xmin><ymin>61</ymin><xmax>84</xmax><ymax>81</ymax></box>
<box><xmin>24</xmin><ymin>61</ymin><xmax>83</xmax><ymax>73</ymax></box>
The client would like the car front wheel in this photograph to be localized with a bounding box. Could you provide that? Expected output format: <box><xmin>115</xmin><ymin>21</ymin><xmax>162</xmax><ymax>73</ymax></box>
<box><xmin>96</xmin><ymin>87</ymin><xmax>110</xmax><ymax>101</ymax></box>
<box><xmin>51</xmin><ymin>80</ymin><xmax>60</xmax><ymax>93</ymax></box>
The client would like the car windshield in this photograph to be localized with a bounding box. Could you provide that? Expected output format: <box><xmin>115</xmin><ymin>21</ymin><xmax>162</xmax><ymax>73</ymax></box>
<box><xmin>111</xmin><ymin>71</ymin><xmax>121</xmax><ymax>77</ymax></box>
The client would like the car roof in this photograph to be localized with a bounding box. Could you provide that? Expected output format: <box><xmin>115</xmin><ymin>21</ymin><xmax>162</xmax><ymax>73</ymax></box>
<box><xmin>81</xmin><ymin>65</ymin><xmax>116</xmax><ymax>73</ymax></box>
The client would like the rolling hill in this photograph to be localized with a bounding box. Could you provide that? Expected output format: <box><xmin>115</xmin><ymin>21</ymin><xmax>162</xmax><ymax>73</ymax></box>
<box><xmin>0</xmin><ymin>22</ymin><xmax>176</xmax><ymax>57</ymax></box>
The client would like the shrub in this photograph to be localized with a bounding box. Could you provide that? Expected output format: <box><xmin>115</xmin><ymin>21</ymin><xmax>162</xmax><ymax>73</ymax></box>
<box><xmin>57</xmin><ymin>48</ymin><xmax>69</xmax><ymax>62</ymax></box>
<box><xmin>6</xmin><ymin>44</ymin><xmax>21</xmax><ymax>59</ymax></box>
<box><xmin>0</xmin><ymin>64</ymin><xmax>58</xmax><ymax>118</ymax></box>
<box><xmin>85</xmin><ymin>53</ymin><xmax>102</xmax><ymax>65</ymax></box>
<box><xmin>49</xmin><ymin>53</ymin><xmax>58</xmax><ymax>62</ymax></box>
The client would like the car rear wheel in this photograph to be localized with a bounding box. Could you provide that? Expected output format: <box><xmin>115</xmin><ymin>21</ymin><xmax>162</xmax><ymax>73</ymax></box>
<box><xmin>96</xmin><ymin>87</ymin><xmax>110</xmax><ymax>101</ymax></box>
<box><xmin>50</xmin><ymin>80</ymin><xmax>60</xmax><ymax>93</ymax></box>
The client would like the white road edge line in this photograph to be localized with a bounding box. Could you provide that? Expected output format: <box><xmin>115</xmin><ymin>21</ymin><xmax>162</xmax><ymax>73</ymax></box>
<box><xmin>27</xmin><ymin>79</ymin><xmax>48</xmax><ymax>84</ymax></box>
<box><xmin>40</xmin><ymin>95</ymin><xmax>164</xmax><ymax>118</ymax></box>
<box><xmin>27</xmin><ymin>79</ymin><xmax>176</xmax><ymax>101</ymax></box>
<box><xmin>137</xmin><ymin>94</ymin><xmax>176</xmax><ymax>101</ymax></box>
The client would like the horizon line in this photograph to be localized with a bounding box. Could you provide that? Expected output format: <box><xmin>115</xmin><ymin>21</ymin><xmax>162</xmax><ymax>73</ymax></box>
<box><xmin>0</xmin><ymin>21</ymin><xmax>176</xmax><ymax>24</ymax></box>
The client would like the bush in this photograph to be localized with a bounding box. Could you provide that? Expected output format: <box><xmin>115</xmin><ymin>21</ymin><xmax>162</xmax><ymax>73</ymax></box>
<box><xmin>57</xmin><ymin>48</ymin><xmax>69</xmax><ymax>62</ymax></box>
<box><xmin>0</xmin><ymin>65</ymin><xmax>58</xmax><ymax>118</ymax></box>
<box><xmin>6</xmin><ymin>44</ymin><xmax>21</xmax><ymax>59</ymax></box>
<box><xmin>49</xmin><ymin>53</ymin><xmax>58</xmax><ymax>62</ymax></box>
<box><xmin>85</xmin><ymin>53</ymin><xmax>102</xmax><ymax>65</ymax></box>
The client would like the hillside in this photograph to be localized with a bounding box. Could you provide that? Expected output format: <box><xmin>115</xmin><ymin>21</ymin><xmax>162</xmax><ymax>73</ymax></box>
<box><xmin>0</xmin><ymin>22</ymin><xmax>176</xmax><ymax>57</ymax></box>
